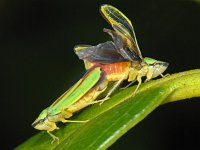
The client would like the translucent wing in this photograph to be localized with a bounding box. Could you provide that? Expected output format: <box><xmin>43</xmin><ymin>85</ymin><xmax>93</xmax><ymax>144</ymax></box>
<box><xmin>100</xmin><ymin>4</ymin><xmax>142</xmax><ymax>58</ymax></box>
<box><xmin>102</xmin><ymin>28</ymin><xmax>141</xmax><ymax>62</ymax></box>
<box><xmin>74</xmin><ymin>41</ymin><xmax>127</xmax><ymax>64</ymax></box>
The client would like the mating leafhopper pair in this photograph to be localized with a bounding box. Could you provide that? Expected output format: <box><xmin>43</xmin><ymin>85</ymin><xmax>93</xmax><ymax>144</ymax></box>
<box><xmin>32</xmin><ymin>4</ymin><xmax>169</xmax><ymax>143</ymax></box>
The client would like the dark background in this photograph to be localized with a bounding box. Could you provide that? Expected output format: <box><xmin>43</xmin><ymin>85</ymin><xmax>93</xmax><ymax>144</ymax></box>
<box><xmin>1</xmin><ymin>0</ymin><xmax>200</xmax><ymax>149</ymax></box>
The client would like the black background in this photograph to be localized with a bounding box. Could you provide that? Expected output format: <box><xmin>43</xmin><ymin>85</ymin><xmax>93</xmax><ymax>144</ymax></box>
<box><xmin>1</xmin><ymin>0</ymin><xmax>200</xmax><ymax>149</ymax></box>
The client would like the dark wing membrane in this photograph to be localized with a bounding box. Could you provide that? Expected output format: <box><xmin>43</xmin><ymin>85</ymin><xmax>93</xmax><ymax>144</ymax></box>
<box><xmin>74</xmin><ymin>41</ymin><xmax>128</xmax><ymax>64</ymax></box>
<box><xmin>74</xmin><ymin>45</ymin><xmax>92</xmax><ymax>53</ymax></box>
<box><xmin>100</xmin><ymin>4</ymin><xmax>142</xmax><ymax>58</ymax></box>
<box><xmin>103</xmin><ymin>28</ymin><xmax>141</xmax><ymax>62</ymax></box>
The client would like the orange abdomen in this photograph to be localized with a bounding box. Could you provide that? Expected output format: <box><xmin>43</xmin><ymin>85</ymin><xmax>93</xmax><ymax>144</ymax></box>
<box><xmin>100</xmin><ymin>62</ymin><xmax>131</xmax><ymax>81</ymax></box>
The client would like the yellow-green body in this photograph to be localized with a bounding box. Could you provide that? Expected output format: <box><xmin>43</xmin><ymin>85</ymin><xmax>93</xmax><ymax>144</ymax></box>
<box><xmin>32</xmin><ymin>67</ymin><xmax>107</xmax><ymax>143</ymax></box>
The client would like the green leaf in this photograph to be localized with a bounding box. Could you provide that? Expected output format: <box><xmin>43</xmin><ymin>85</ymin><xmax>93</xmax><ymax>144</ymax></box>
<box><xmin>16</xmin><ymin>69</ymin><xmax>200</xmax><ymax>150</ymax></box>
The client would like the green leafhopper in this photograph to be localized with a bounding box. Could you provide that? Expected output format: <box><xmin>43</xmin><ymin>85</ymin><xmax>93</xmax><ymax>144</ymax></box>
<box><xmin>32</xmin><ymin>66</ymin><xmax>108</xmax><ymax>143</ymax></box>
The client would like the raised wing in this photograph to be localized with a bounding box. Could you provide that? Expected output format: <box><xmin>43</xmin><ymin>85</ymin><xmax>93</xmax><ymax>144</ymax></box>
<box><xmin>100</xmin><ymin>4</ymin><xmax>142</xmax><ymax>59</ymax></box>
<box><xmin>74</xmin><ymin>41</ymin><xmax>127</xmax><ymax>64</ymax></box>
<box><xmin>48</xmin><ymin>66</ymin><xmax>105</xmax><ymax>115</ymax></box>
<box><xmin>74</xmin><ymin>44</ymin><xmax>92</xmax><ymax>53</ymax></box>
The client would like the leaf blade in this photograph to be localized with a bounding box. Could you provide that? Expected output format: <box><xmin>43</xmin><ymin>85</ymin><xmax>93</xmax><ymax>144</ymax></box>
<box><xmin>56</xmin><ymin>86</ymin><xmax>171</xmax><ymax>150</ymax></box>
<box><xmin>16</xmin><ymin>69</ymin><xmax>200</xmax><ymax>150</ymax></box>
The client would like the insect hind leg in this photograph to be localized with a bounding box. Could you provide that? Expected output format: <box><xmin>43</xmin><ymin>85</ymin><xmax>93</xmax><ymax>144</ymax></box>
<box><xmin>97</xmin><ymin>75</ymin><xmax>126</xmax><ymax>105</ymax></box>
<box><xmin>47</xmin><ymin>131</ymin><xmax>59</xmax><ymax>144</ymax></box>
<box><xmin>133</xmin><ymin>76</ymin><xmax>142</xmax><ymax>95</ymax></box>
<box><xmin>121</xmin><ymin>79</ymin><xmax>136</xmax><ymax>90</ymax></box>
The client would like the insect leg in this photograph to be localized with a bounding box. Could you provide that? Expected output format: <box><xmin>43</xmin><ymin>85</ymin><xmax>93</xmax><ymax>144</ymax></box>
<box><xmin>121</xmin><ymin>79</ymin><xmax>136</xmax><ymax>90</ymax></box>
<box><xmin>97</xmin><ymin>73</ymin><xmax>127</xmax><ymax>105</ymax></box>
<box><xmin>133</xmin><ymin>76</ymin><xmax>142</xmax><ymax>95</ymax></box>
<box><xmin>61</xmin><ymin>109</ymin><xmax>89</xmax><ymax>123</ymax></box>
<box><xmin>160</xmin><ymin>73</ymin><xmax>170</xmax><ymax>77</ymax></box>
<box><xmin>47</xmin><ymin>131</ymin><xmax>59</xmax><ymax>144</ymax></box>
<box><xmin>62</xmin><ymin>120</ymin><xmax>89</xmax><ymax>123</ymax></box>
<box><xmin>102</xmin><ymin>78</ymin><xmax>123</xmax><ymax>99</ymax></box>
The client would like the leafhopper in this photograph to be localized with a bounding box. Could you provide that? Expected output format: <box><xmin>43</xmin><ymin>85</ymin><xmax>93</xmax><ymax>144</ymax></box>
<box><xmin>32</xmin><ymin>66</ymin><xmax>108</xmax><ymax>143</ymax></box>
<box><xmin>74</xmin><ymin>4</ymin><xmax>169</xmax><ymax>101</ymax></box>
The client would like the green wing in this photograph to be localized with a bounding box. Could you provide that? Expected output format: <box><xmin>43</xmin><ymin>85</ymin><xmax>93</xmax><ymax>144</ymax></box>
<box><xmin>100</xmin><ymin>4</ymin><xmax>142</xmax><ymax>58</ymax></box>
<box><xmin>48</xmin><ymin>67</ymin><xmax>104</xmax><ymax>115</ymax></box>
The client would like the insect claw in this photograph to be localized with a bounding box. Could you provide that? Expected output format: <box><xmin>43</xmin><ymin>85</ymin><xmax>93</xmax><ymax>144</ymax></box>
<box><xmin>51</xmin><ymin>136</ymin><xmax>59</xmax><ymax>144</ymax></box>
<box><xmin>99</xmin><ymin>97</ymin><xmax>110</xmax><ymax>105</ymax></box>
<box><xmin>161</xmin><ymin>73</ymin><xmax>170</xmax><ymax>77</ymax></box>
<box><xmin>144</xmin><ymin>79</ymin><xmax>150</xmax><ymax>82</ymax></box>
<box><xmin>47</xmin><ymin>131</ymin><xmax>59</xmax><ymax>144</ymax></box>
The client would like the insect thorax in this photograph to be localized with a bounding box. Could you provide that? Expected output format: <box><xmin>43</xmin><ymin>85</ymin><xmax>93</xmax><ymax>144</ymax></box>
<box><xmin>127</xmin><ymin>61</ymin><xmax>148</xmax><ymax>82</ymax></box>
